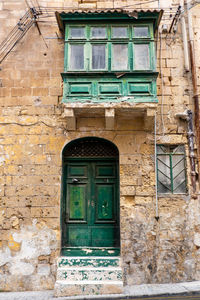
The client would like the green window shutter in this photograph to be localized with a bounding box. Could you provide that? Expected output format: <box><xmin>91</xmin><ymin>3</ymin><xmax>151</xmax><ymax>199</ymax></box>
<box><xmin>157</xmin><ymin>145</ymin><xmax>187</xmax><ymax>194</ymax></box>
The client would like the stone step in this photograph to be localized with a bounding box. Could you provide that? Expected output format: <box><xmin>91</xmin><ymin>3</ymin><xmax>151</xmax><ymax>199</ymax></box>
<box><xmin>54</xmin><ymin>280</ymin><xmax>123</xmax><ymax>297</ymax></box>
<box><xmin>56</xmin><ymin>267</ymin><xmax>122</xmax><ymax>281</ymax></box>
<box><xmin>54</xmin><ymin>256</ymin><xmax>123</xmax><ymax>297</ymax></box>
<box><xmin>57</xmin><ymin>256</ymin><xmax>121</xmax><ymax>268</ymax></box>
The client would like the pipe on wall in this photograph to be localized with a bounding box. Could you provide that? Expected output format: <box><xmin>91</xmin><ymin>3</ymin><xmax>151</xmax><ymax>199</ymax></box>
<box><xmin>186</xmin><ymin>0</ymin><xmax>200</xmax><ymax>188</ymax></box>
<box><xmin>187</xmin><ymin>110</ymin><xmax>196</xmax><ymax>192</ymax></box>
<box><xmin>176</xmin><ymin>110</ymin><xmax>196</xmax><ymax>192</ymax></box>
<box><xmin>180</xmin><ymin>0</ymin><xmax>190</xmax><ymax>71</ymax></box>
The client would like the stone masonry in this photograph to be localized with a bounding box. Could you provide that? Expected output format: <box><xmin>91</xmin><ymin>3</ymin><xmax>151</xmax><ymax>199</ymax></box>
<box><xmin>0</xmin><ymin>0</ymin><xmax>200</xmax><ymax>293</ymax></box>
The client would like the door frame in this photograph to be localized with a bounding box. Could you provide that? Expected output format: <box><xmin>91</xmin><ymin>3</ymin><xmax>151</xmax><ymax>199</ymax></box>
<box><xmin>61</xmin><ymin>137</ymin><xmax>120</xmax><ymax>256</ymax></box>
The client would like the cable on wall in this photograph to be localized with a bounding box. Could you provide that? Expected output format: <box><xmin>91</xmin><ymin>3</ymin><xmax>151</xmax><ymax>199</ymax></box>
<box><xmin>154</xmin><ymin>112</ymin><xmax>159</xmax><ymax>220</ymax></box>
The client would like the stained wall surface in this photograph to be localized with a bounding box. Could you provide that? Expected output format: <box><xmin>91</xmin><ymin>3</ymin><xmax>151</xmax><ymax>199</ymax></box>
<box><xmin>0</xmin><ymin>0</ymin><xmax>200</xmax><ymax>291</ymax></box>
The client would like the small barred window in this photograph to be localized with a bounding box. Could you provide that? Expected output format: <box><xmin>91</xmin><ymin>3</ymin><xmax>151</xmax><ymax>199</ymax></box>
<box><xmin>157</xmin><ymin>145</ymin><xmax>187</xmax><ymax>194</ymax></box>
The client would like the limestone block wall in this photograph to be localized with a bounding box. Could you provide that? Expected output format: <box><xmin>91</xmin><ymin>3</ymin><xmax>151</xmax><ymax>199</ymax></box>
<box><xmin>0</xmin><ymin>0</ymin><xmax>200</xmax><ymax>292</ymax></box>
<box><xmin>0</xmin><ymin>4</ymin><xmax>65</xmax><ymax>289</ymax></box>
<box><xmin>190</xmin><ymin>3</ymin><xmax>200</xmax><ymax>281</ymax></box>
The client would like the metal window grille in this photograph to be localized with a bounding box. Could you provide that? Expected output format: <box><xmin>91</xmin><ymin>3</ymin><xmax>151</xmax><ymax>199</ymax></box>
<box><xmin>157</xmin><ymin>145</ymin><xmax>187</xmax><ymax>194</ymax></box>
<box><xmin>63</xmin><ymin>138</ymin><xmax>118</xmax><ymax>158</ymax></box>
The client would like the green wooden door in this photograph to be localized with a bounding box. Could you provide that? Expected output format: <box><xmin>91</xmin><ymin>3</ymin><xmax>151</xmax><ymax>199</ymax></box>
<box><xmin>62</xmin><ymin>159</ymin><xmax>119</xmax><ymax>256</ymax></box>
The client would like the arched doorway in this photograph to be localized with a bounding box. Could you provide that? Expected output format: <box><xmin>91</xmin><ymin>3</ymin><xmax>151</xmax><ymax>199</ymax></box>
<box><xmin>61</xmin><ymin>137</ymin><xmax>120</xmax><ymax>256</ymax></box>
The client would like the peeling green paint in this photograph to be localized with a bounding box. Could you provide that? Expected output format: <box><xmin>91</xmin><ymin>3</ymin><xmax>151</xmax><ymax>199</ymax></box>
<box><xmin>62</xmin><ymin>73</ymin><xmax>158</xmax><ymax>103</ymax></box>
<box><xmin>58</xmin><ymin>257</ymin><xmax>120</xmax><ymax>268</ymax></box>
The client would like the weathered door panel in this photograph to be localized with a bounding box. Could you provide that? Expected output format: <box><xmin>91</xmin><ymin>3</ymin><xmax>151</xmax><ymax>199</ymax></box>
<box><xmin>67</xmin><ymin>227</ymin><xmax>91</xmax><ymax>246</ymax></box>
<box><xmin>62</xmin><ymin>159</ymin><xmax>119</xmax><ymax>253</ymax></box>
<box><xmin>68</xmin><ymin>184</ymin><xmax>87</xmax><ymax>222</ymax></box>
<box><xmin>96</xmin><ymin>184</ymin><xmax>114</xmax><ymax>221</ymax></box>
<box><xmin>91</xmin><ymin>226</ymin><xmax>116</xmax><ymax>247</ymax></box>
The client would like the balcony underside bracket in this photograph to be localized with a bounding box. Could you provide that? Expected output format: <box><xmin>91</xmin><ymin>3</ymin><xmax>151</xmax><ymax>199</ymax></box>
<box><xmin>105</xmin><ymin>108</ymin><xmax>115</xmax><ymax>130</ymax></box>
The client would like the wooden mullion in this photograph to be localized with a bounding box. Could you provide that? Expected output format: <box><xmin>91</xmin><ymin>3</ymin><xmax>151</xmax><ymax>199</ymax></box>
<box><xmin>64</xmin><ymin>42</ymin><xmax>68</xmax><ymax>72</ymax></box>
<box><xmin>108</xmin><ymin>42</ymin><xmax>111</xmax><ymax>71</ymax></box>
<box><xmin>85</xmin><ymin>42</ymin><xmax>89</xmax><ymax>71</ymax></box>
<box><xmin>150</xmin><ymin>41</ymin><xmax>155</xmax><ymax>71</ymax></box>
<box><xmin>129</xmin><ymin>42</ymin><xmax>133</xmax><ymax>71</ymax></box>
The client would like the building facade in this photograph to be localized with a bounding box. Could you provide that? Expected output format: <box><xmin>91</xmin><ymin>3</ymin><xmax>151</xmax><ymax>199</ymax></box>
<box><xmin>0</xmin><ymin>0</ymin><xmax>200</xmax><ymax>296</ymax></box>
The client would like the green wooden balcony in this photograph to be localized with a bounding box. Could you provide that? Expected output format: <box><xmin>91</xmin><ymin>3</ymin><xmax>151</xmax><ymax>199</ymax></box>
<box><xmin>61</xmin><ymin>72</ymin><xmax>158</xmax><ymax>104</ymax></box>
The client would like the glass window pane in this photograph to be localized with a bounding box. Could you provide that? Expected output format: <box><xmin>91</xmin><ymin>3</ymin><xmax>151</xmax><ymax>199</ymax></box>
<box><xmin>70</xmin><ymin>44</ymin><xmax>84</xmax><ymax>70</ymax></box>
<box><xmin>172</xmin><ymin>155</ymin><xmax>185</xmax><ymax>178</ymax></box>
<box><xmin>134</xmin><ymin>44</ymin><xmax>150</xmax><ymax>70</ymax></box>
<box><xmin>70</xmin><ymin>27</ymin><xmax>85</xmax><ymax>39</ymax></box>
<box><xmin>158</xmin><ymin>181</ymin><xmax>170</xmax><ymax>193</ymax></box>
<box><xmin>157</xmin><ymin>155</ymin><xmax>171</xmax><ymax>193</ymax></box>
<box><xmin>157</xmin><ymin>145</ymin><xmax>167</xmax><ymax>154</ymax></box>
<box><xmin>92</xmin><ymin>44</ymin><xmax>106</xmax><ymax>69</ymax></box>
<box><xmin>134</xmin><ymin>27</ymin><xmax>149</xmax><ymax>37</ymax></box>
<box><xmin>172</xmin><ymin>155</ymin><xmax>186</xmax><ymax>193</ymax></box>
<box><xmin>112</xmin><ymin>44</ymin><xmax>128</xmax><ymax>70</ymax></box>
<box><xmin>173</xmin><ymin>181</ymin><xmax>186</xmax><ymax>194</ymax></box>
<box><xmin>112</xmin><ymin>27</ymin><xmax>128</xmax><ymax>38</ymax></box>
<box><xmin>173</xmin><ymin>145</ymin><xmax>184</xmax><ymax>154</ymax></box>
<box><xmin>91</xmin><ymin>27</ymin><xmax>106</xmax><ymax>38</ymax></box>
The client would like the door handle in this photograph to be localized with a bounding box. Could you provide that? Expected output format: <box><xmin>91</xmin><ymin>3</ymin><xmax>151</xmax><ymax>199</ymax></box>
<box><xmin>72</xmin><ymin>178</ymin><xmax>79</xmax><ymax>184</ymax></box>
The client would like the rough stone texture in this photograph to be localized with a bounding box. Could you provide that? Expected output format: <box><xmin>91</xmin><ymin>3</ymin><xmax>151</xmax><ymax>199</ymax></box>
<box><xmin>0</xmin><ymin>0</ymin><xmax>200</xmax><ymax>295</ymax></box>
<box><xmin>2</xmin><ymin>281</ymin><xmax>200</xmax><ymax>299</ymax></box>
<box><xmin>54</xmin><ymin>282</ymin><xmax>124</xmax><ymax>297</ymax></box>
<box><xmin>54</xmin><ymin>257</ymin><xmax>123</xmax><ymax>296</ymax></box>
<box><xmin>0</xmin><ymin>221</ymin><xmax>58</xmax><ymax>291</ymax></box>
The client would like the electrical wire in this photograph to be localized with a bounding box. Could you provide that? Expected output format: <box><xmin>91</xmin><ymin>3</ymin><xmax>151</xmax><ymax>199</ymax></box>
<box><xmin>154</xmin><ymin>112</ymin><xmax>159</xmax><ymax>218</ymax></box>
<box><xmin>31</xmin><ymin>1</ymin><xmax>160</xmax><ymax>10</ymax></box>
<box><xmin>0</xmin><ymin>20</ymin><xmax>34</xmax><ymax>63</ymax></box>
<box><xmin>0</xmin><ymin>11</ymin><xmax>31</xmax><ymax>51</ymax></box>
<box><xmin>30</xmin><ymin>6</ymin><xmax>178</xmax><ymax>23</ymax></box>
<box><xmin>0</xmin><ymin>1</ymin><xmax>184</xmax><ymax>64</ymax></box>
<box><xmin>31</xmin><ymin>3</ymin><xmax>178</xmax><ymax>12</ymax></box>
<box><xmin>0</xmin><ymin>12</ymin><xmax>31</xmax><ymax>49</ymax></box>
